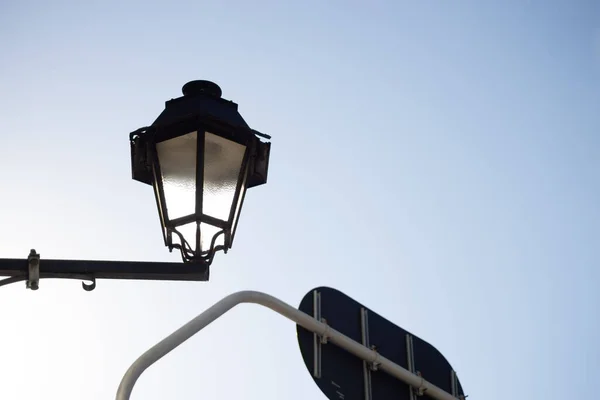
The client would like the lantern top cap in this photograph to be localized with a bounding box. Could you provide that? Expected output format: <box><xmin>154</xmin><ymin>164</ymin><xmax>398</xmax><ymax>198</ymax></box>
<box><xmin>182</xmin><ymin>80</ymin><xmax>222</xmax><ymax>98</ymax></box>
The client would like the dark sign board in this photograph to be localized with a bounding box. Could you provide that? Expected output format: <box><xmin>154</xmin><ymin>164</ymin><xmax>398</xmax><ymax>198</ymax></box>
<box><xmin>296</xmin><ymin>287</ymin><xmax>464</xmax><ymax>400</ymax></box>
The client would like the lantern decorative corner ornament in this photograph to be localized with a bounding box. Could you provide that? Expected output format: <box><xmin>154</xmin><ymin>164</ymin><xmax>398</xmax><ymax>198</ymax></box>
<box><xmin>129</xmin><ymin>80</ymin><xmax>271</xmax><ymax>267</ymax></box>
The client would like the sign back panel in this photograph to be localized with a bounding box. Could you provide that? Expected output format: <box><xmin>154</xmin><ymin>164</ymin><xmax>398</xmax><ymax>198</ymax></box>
<box><xmin>296</xmin><ymin>287</ymin><xmax>464</xmax><ymax>400</ymax></box>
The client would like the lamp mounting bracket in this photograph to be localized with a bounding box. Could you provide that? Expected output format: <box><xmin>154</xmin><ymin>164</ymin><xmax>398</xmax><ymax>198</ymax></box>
<box><xmin>26</xmin><ymin>249</ymin><xmax>40</xmax><ymax>290</ymax></box>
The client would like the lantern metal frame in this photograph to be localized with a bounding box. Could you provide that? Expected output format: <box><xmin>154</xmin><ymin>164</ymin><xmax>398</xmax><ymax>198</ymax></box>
<box><xmin>131</xmin><ymin>119</ymin><xmax>260</xmax><ymax>265</ymax></box>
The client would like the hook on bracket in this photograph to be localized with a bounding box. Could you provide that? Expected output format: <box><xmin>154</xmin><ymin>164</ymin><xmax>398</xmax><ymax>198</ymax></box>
<box><xmin>82</xmin><ymin>277</ymin><xmax>96</xmax><ymax>291</ymax></box>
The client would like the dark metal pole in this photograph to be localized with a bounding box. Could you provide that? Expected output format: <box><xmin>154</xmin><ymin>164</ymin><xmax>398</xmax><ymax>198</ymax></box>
<box><xmin>0</xmin><ymin>250</ymin><xmax>208</xmax><ymax>290</ymax></box>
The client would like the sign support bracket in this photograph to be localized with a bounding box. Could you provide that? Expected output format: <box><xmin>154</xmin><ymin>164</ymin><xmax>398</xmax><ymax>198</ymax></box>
<box><xmin>313</xmin><ymin>289</ymin><xmax>323</xmax><ymax>378</ymax></box>
<box><xmin>361</xmin><ymin>307</ymin><xmax>376</xmax><ymax>400</ymax></box>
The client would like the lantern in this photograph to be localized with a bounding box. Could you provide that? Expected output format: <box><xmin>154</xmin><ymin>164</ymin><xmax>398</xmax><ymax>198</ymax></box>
<box><xmin>130</xmin><ymin>80</ymin><xmax>270</xmax><ymax>266</ymax></box>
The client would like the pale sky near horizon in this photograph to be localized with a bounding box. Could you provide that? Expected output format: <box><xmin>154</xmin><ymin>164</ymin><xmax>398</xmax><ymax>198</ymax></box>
<box><xmin>1</xmin><ymin>1</ymin><xmax>599</xmax><ymax>399</ymax></box>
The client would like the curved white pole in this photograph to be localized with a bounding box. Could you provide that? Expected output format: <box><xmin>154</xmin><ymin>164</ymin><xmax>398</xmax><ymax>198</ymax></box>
<box><xmin>116</xmin><ymin>290</ymin><xmax>457</xmax><ymax>400</ymax></box>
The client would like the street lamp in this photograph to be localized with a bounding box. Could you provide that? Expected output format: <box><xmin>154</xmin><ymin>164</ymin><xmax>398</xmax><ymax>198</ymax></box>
<box><xmin>130</xmin><ymin>80</ymin><xmax>271</xmax><ymax>266</ymax></box>
<box><xmin>0</xmin><ymin>80</ymin><xmax>271</xmax><ymax>290</ymax></box>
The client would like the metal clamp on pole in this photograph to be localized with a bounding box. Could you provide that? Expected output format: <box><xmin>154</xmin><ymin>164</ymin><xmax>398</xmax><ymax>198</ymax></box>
<box><xmin>369</xmin><ymin>346</ymin><xmax>381</xmax><ymax>372</ymax></box>
<box><xmin>415</xmin><ymin>371</ymin><xmax>427</xmax><ymax>396</ymax></box>
<box><xmin>27</xmin><ymin>249</ymin><xmax>40</xmax><ymax>291</ymax></box>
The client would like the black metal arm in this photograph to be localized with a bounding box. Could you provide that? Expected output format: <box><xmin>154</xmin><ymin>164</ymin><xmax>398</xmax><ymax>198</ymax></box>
<box><xmin>0</xmin><ymin>250</ymin><xmax>209</xmax><ymax>291</ymax></box>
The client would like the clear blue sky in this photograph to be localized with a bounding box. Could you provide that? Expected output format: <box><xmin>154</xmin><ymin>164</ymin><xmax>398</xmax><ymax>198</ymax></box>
<box><xmin>1</xmin><ymin>1</ymin><xmax>598</xmax><ymax>399</ymax></box>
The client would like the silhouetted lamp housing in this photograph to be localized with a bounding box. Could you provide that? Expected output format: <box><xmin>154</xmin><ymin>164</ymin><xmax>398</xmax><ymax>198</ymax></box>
<box><xmin>130</xmin><ymin>80</ymin><xmax>271</xmax><ymax>266</ymax></box>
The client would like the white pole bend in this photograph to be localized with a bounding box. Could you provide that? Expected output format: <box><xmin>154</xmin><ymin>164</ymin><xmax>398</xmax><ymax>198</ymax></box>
<box><xmin>116</xmin><ymin>290</ymin><xmax>457</xmax><ymax>400</ymax></box>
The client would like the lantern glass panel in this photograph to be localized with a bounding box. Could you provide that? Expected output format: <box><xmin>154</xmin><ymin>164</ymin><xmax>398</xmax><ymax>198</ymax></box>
<box><xmin>200</xmin><ymin>222</ymin><xmax>224</xmax><ymax>253</ymax></box>
<box><xmin>156</xmin><ymin>131</ymin><xmax>197</xmax><ymax>220</ymax></box>
<box><xmin>202</xmin><ymin>132</ymin><xmax>246</xmax><ymax>221</ymax></box>
<box><xmin>231</xmin><ymin>166</ymin><xmax>248</xmax><ymax>241</ymax></box>
<box><xmin>173</xmin><ymin>222</ymin><xmax>197</xmax><ymax>250</ymax></box>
